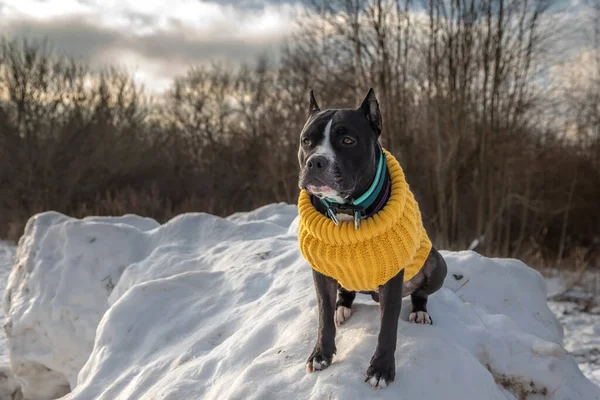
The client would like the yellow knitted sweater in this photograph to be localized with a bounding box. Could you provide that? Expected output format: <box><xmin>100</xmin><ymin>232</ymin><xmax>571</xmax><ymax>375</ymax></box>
<box><xmin>297</xmin><ymin>149</ymin><xmax>432</xmax><ymax>291</ymax></box>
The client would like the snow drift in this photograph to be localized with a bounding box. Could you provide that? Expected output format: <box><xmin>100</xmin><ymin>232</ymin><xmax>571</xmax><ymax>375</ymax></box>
<box><xmin>2</xmin><ymin>205</ymin><xmax>599</xmax><ymax>400</ymax></box>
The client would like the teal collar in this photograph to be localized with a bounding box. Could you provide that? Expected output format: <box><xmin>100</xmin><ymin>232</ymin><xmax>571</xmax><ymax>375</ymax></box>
<box><xmin>320</xmin><ymin>145</ymin><xmax>387</xmax><ymax>229</ymax></box>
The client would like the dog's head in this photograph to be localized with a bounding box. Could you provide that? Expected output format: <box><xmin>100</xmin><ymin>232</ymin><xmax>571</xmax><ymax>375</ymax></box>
<box><xmin>298</xmin><ymin>89</ymin><xmax>382</xmax><ymax>203</ymax></box>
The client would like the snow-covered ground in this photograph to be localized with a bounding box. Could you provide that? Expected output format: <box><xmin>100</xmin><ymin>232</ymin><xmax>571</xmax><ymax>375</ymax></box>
<box><xmin>549</xmin><ymin>301</ymin><xmax>600</xmax><ymax>386</ymax></box>
<box><xmin>0</xmin><ymin>241</ymin><xmax>15</xmax><ymax>363</ymax></box>
<box><xmin>545</xmin><ymin>273</ymin><xmax>600</xmax><ymax>386</ymax></box>
<box><xmin>0</xmin><ymin>240</ymin><xmax>21</xmax><ymax>399</ymax></box>
<box><xmin>0</xmin><ymin>206</ymin><xmax>598</xmax><ymax>399</ymax></box>
<box><xmin>548</xmin><ymin>300</ymin><xmax>600</xmax><ymax>387</ymax></box>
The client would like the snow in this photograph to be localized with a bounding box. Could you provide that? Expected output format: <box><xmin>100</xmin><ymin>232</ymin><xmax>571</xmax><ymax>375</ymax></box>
<box><xmin>0</xmin><ymin>241</ymin><xmax>22</xmax><ymax>400</ymax></box>
<box><xmin>549</xmin><ymin>301</ymin><xmax>600</xmax><ymax>386</ymax></box>
<box><xmin>0</xmin><ymin>241</ymin><xmax>15</xmax><ymax>363</ymax></box>
<box><xmin>544</xmin><ymin>269</ymin><xmax>600</xmax><ymax>387</ymax></box>
<box><xmin>2</xmin><ymin>213</ymin><xmax>160</xmax><ymax>399</ymax></box>
<box><xmin>0</xmin><ymin>205</ymin><xmax>599</xmax><ymax>400</ymax></box>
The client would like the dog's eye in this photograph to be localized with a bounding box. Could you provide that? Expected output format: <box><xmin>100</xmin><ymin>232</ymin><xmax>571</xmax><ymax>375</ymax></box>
<box><xmin>302</xmin><ymin>137</ymin><xmax>311</xmax><ymax>146</ymax></box>
<box><xmin>342</xmin><ymin>137</ymin><xmax>355</xmax><ymax>145</ymax></box>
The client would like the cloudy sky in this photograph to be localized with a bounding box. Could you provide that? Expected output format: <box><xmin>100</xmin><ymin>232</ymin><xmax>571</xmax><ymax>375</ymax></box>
<box><xmin>1</xmin><ymin>0</ymin><xmax>595</xmax><ymax>93</ymax></box>
<box><xmin>0</xmin><ymin>0</ymin><xmax>301</xmax><ymax>92</ymax></box>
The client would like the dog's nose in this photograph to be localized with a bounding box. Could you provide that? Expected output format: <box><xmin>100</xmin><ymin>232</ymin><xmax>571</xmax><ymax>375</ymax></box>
<box><xmin>307</xmin><ymin>155</ymin><xmax>329</xmax><ymax>170</ymax></box>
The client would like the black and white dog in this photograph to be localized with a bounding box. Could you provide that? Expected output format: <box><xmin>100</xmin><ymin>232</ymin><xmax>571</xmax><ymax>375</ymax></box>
<box><xmin>298</xmin><ymin>89</ymin><xmax>447</xmax><ymax>388</ymax></box>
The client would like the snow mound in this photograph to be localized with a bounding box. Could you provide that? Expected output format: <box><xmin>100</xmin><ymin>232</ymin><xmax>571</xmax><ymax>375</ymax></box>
<box><xmin>3</xmin><ymin>206</ymin><xmax>599</xmax><ymax>400</ymax></box>
<box><xmin>3</xmin><ymin>212</ymin><xmax>160</xmax><ymax>399</ymax></box>
<box><xmin>0</xmin><ymin>241</ymin><xmax>16</xmax><ymax>364</ymax></box>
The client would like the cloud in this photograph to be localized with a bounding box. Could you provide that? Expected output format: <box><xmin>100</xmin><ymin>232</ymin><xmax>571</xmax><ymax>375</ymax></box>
<box><xmin>0</xmin><ymin>0</ymin><xmax>301</xmax><ymax>92</ymax></box>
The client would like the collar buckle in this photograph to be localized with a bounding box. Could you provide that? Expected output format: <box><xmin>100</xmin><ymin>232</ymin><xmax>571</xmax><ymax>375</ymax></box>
<box><xmin>354</xmin><ymin>210</ymin><xmax>361</xmax><ymax>230</ymax></box>
<box><xmin>337</xmin><ymin>203</ymin><xmax>365</xmax><ymax>230</ymax></box>
<box><xmin>326</xmin><ymin>206</ymin><xmax>339</xmax><ymax>225</ymax></box>
<box><xmin>322</xmin><ymin>201</ymin><xmax>365</xmax><ymax>230</ymax></box>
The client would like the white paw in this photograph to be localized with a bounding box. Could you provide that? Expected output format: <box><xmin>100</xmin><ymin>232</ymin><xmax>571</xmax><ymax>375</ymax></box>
<box><xmin>409</xmin><ymin>311</ymin><xmax>432</xmax><ymax>324</ymax></box>
<box><xmin>306</xmin><ymin>359</ymin><xmax>329</xmax><ymax>373</ymax></box>
<box><xmin>367</xmin><ymin>376</ymin><xmax>388</xmax><ymax>389</ymax></box>
<box><xmin>335</xmin><ymin>306</ymin><xmax>352</xmax><ymax>326</ymax></box>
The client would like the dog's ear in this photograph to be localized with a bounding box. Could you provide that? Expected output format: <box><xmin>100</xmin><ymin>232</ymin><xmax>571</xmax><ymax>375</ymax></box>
<box><xmin>309</xmin><ymin>89</ymin><xmax>320</xmax><ymax>116</ymax></box>
<box><xmin>359</xmin><ymin>88</ymin><xmax>382</xmax><ymax>136</ymax></box>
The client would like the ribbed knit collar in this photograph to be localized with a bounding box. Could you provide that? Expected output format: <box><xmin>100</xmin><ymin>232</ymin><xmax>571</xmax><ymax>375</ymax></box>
<box><xmin>298</xmin><ymin>149</ymin><xmax>409</xmax><ymax>246</ymax></box>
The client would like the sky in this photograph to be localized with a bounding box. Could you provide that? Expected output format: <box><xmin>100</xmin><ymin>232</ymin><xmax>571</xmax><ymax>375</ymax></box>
<box><xmin>0</xmin><ymin>0</ymin><xmax>595</xmax><ymax>94</ymax></box>
<box><xmin>0</xmin><ymin>0</ymin><xmax>301</xmax><ymax>92</ymax></box>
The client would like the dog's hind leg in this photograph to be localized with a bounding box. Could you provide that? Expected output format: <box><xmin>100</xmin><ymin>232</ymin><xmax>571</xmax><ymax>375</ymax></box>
<box><xmin>409</xmin><ymin>292</ymin><xmax>432</xmax><ymax>324</ymax></box>
<box><xmin>335</xmin><ymin>286</ymin><xmax>355</xmax><ymax>326</ymax></box>
<box><xmin>408</xmin><ymin>247</ymin><xmax>447</xmax><ymax>325</ymax></box>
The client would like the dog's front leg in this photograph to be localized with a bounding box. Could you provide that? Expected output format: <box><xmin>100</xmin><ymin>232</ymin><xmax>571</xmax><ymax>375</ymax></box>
<box><xmin>366</xmin><ymin>269</ymin><xmax>404</xmax><ymax>388</ymax></box>
<box><xmin>306</xmin><ymin>270</ymin><xmax>338</xmax><ymax>373</ymax></box>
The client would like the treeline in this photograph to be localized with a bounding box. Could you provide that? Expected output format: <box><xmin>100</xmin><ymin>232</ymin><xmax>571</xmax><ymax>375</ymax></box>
<box><xmin>0</xmin><ymin>0</ymin><xmax>599</xmax><ymax>268</ymax></box>
<box><xmin>0</xmin><ymin>41</ymin><xmax>304</xmax><ymax>240</ymax></box>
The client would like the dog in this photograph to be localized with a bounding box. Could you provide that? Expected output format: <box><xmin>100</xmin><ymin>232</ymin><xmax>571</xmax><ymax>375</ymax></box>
<box><xmin>297</xmin><ymin>88</ymin><xmax>447</xmax><ymax>389</ymax></box>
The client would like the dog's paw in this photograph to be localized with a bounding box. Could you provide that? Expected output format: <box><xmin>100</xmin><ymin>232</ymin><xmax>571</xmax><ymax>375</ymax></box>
<box><xmin>306</xmin><ymin>358</ymin><xmax>329</xmax><ymax>373</ymax></box>
<box><xmin>365</xmin><ymin>353</ymin><xmax>395</xmax><ymax>389</ymax></box>
<box><xmin>409</xmin><ymin>311</ymin><xmax>432</xmax><ymax>324</ymax></box>
<box><xmin>335</xmin><ymin>306</ymin><xmax>352</xmax><ymax>327</ymax></box>
<box><xmin>366</xmin><ymin>375</ymin><xmax>388</xmax><ymax>389</ymax></box>
<box><xmin>306</xmin><ymin>346</ymin><xmax>335</xmax><ymax>373</ymax></box>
